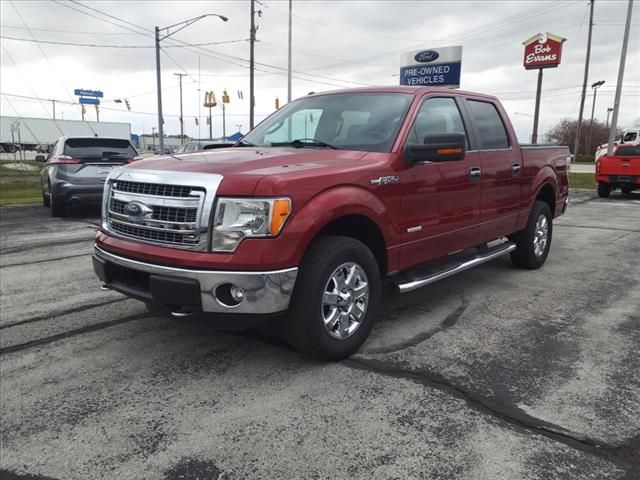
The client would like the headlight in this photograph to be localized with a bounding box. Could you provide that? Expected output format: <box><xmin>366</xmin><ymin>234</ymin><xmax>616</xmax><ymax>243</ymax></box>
<box><xmin>212</xmin><ymin>197</ymin><xmax>292</xmax><ymax>252</ymax></box>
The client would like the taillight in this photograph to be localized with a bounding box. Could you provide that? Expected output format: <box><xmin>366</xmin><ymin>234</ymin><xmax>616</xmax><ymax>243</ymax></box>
<box><xmin>596</xmin><ymin>160</ymin><xmax>600</xmax><ymax>173</ymax></box>
<box><xmin>127</xmin><ymin>156</ymin><xmax>144</xmax><ymax>163</ymax></box>
<box><xmin>51</xmin><ymin>155</ymin><xmax>81</xmax><ymax>164</ymax></box>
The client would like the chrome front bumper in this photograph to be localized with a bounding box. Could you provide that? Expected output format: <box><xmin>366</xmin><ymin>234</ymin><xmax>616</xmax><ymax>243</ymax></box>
<box><xmin>93</xmin><ymin>245</ymin><xmax>298</xmax><ymax>314</ymax></box>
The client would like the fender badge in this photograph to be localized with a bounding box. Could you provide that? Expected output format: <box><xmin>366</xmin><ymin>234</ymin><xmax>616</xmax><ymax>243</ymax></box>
<box><xmin>370</xmin><ymin>176</ymin><xmax>400</xmax><ymax>186</ymax></box>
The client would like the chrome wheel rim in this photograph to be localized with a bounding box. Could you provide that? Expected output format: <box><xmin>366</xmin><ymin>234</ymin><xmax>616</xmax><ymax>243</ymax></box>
<box><xmin>533</xmin><ymin>214</ymin><xmax>549</xmax><ymax>257</ymax></box>
<box><xmin>321</xmin><ymin>262</ymin><xmax>369</xmax><ymax>340</ymax></box>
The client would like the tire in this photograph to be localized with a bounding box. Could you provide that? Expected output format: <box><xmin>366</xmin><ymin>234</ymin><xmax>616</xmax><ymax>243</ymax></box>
<box><xmin>284</xmin><ymin>235</ymin><xmax>381</xmax><ymax>360</ymax></box>
<box><xmin>509</xmin><ymin>200</ymin><xmax>553</xmax><ymax>270</ymax></box>
<box><xmin>621</xmin><ymin>186</ymin><xmax>633</xmax><ymax>195</ymax></box>
<box><xmin>597</xmin><ymin>182</ymin><xmax>611</xmax><ymax>198</ymax></box>
<box><xmin>50</xmin><ymin>193</ymin><xmax>68</xmax><ymax>217</ymax></box>
<box><xmin>42</xmin><ymin>188</ymin><xmax>50</xmax><ymax>207</ymax></box>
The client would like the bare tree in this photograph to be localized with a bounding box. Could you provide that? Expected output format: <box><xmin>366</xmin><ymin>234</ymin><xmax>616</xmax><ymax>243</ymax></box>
<box><xmin>545</xmin><ymin>118</ymin><xmax>621</xmax><ymax>154</ymax></box>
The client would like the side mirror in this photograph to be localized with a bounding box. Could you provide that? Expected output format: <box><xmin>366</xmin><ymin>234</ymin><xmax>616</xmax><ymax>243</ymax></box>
<box><xmin>405</xmin><ymin>133</ymin><xmax>466</xmax><ymax>164</ymax></box>
<box><xmin>35</xmin><ymin>155</ymin><xmax>46</xmax><ymax>162</ymax></box>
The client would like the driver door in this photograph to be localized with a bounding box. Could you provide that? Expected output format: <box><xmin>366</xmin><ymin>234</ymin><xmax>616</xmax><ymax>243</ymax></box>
<box><xmin>399</xmin><ymin>96</ymin><xmax>482</xmax><ymax>268</ymax></box>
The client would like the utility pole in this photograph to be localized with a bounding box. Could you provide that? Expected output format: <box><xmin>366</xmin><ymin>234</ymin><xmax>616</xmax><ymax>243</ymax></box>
<box><xmin>287</xmin><ymin>0</ymin><xmax>292</xmax><ymax>103</ymax></box>
<box><xmin>250</xmin><ymin>0</ymin><xmax>256</xmax><ymax>129</ymax></box>
<box><xmin>606</xmin><ymin>107</ymin><xmax>613</xmax><ymax>129</ymax></box>
<box><xmin>174</xmin><ymin>73</ymin><xmax>186</xmax><ymax>144</ymax></box>
<box><xmin>607</xmin><ymin>0</ymin><xmax>634</xmax><ymax>155</ymax></box>
<box><xmin>587</xmin><ymin>80</ymin><xmax>605</xmax><ymax>155</ymax></box>
<box><xmin>155</xmin><ymin>26</ymin><xmax>164</xmax><ymax>154</ymax></box>
<box><xmin>51</xmin><ymin>99</ymin><xmax>56</xmax><ymax>120</ymax></box>
<box><xmin>573</xmin><ymin>0</ymin><xmax>595</xmax><ymax>157</ymax></box>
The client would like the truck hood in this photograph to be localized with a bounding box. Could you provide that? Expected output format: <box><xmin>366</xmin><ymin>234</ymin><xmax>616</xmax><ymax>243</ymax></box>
<box><xmin>128</xmin><ymin>147</ymin><xmax>368</xmax><ymax>176</ymax></box>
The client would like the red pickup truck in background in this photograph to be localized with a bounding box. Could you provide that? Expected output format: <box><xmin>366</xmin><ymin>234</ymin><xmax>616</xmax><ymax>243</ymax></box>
<box><xmin>595</xmin><ymin>144</ymin><xmax>640</xmax><ymax>197</ymax></box>
<box><xmin>92</xmin><ymin>86</ymin><xmax>570</xmax><ymax>360</ymax></box>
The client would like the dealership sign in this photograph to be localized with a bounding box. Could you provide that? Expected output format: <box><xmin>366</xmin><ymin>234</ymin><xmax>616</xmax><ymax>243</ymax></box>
<box><xmin>400</xmin><ymin>46</ymin><xmax>462</xmax><ymax>87</ymax></box>
<box><xmin>522</xmin><ymin>32</ymin><xmax>566</xmax><ymax>70</ymax></box>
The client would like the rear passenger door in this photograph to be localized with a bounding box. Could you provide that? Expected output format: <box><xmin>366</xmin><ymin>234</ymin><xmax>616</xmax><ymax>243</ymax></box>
<box><xmin>463</xmin><ymin>99</ymin><xmax>522</xmax><ymax>242</ymax></box>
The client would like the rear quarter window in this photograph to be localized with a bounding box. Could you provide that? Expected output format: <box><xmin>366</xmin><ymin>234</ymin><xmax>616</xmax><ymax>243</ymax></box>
<box><xmin>615</xmin><ymin>145</ymin><xmax>640</xmax><ymax>156</ymax></box>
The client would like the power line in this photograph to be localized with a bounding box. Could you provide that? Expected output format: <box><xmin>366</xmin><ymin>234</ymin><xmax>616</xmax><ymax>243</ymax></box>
<box><xmin>0</xmin><ymin>35</ymin><xmax>248</xmax><ymax>49</ymax></box>
<box><xmin>57</xmin><ymin>0</ymin><xmax>374</xmax><ymax>88</ymax></box>
<box><xmin>0</xmin><ymin>24</ymin><xmax>145</xmax><ymax>35</ymax></box>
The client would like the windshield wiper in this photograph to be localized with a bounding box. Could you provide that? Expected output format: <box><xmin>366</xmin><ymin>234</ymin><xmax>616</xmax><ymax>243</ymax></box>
<box><xmin>272</xmin><ymin>138</ymin><xmax>337</xmax><ymax>150</ymax></box>
<box><xmin>235</xmin><ymin>140</ymin><xmax>255</xmax><ymax>147</ymax></box>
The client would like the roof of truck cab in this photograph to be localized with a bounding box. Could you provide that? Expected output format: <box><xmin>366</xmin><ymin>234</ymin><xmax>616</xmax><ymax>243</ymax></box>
<box><xmin>306</xmin><ymin>86</ymin><xmax>499</xmax><ymax>101</ymax></box>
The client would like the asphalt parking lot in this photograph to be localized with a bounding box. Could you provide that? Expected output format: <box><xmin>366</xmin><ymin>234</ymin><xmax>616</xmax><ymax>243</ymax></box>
<box><xmin>1</xmin><ymin>190</ymin><xmax>638</xmax><ymax>480</ymax></box>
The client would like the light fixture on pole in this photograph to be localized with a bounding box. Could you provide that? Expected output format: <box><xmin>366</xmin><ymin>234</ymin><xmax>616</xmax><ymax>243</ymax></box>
<box><xmin>155</xmin><ymin>13</ymin><xmax>228</xmax><ymax>154</ymax></box>
<box><xmin>586</xmin><ymin>80</ymin><xmax>605</xmax><ymax>156</ymax></box>
<box><xmin>606</xmin><ymin>107</ymin><xmax>614</xmax><ymax>129</ymax></box>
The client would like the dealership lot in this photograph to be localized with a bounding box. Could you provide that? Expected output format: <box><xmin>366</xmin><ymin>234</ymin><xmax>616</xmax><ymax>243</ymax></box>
<box><xmin>0</xmin><ymin>190</ymin><xmax>638</xmax><ymax>480</ymax></box>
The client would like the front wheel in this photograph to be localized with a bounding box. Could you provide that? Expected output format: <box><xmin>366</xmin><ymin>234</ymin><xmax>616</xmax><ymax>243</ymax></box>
<box><xmin>284</xmin><ymin>235</ymin><xmax>381</xmax><ymax>360</ymax></box>
<box><xmin>509</xmin><ymin>200</ymin><xmax>553</xmax><ymax>270</ymax></box>
<box><xmin>597</xmin><ymin>182</ymin><xmax>611</xmax><ymax>198</ymax></box>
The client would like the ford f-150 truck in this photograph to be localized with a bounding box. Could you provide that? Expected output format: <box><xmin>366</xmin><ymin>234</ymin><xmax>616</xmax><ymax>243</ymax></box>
<box><xmin>595</xmin><ymin>144</ymin><xmax>640</xmax><ymax>197</ymax></box>
<box><xmin>92</xmin><ymin>86</ymin><xmax>570</xmax><ymax>360</ymax></box>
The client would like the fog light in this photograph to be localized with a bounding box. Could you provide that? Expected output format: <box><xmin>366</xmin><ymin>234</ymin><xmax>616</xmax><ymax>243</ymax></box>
<box><xmin>230</xmin><ymin>285</ymin><xmax>244</xmax><ymax>301</ymax></box>
<box><xmin>215</xmin><ymin>283</ymin><xmax>244</xmax><ymax>307</ymax></box>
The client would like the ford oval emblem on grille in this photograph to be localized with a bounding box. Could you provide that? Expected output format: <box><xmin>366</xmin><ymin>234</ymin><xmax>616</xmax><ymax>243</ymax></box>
<box><xmin>414</xmin><ymin>50</ymin><xmax>440</xmax><ymax>63</ymax></box>
<box><xmin>124</xmin><ymin>201</ymin><xmax>152</xmax><ymax>219</ymax></box>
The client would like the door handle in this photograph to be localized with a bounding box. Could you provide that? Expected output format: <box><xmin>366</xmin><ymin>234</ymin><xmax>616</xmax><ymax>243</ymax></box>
<box><xmin>512</xmin><ymin>163</ymin><xmax>521</xmax><ymax>176</ymax></box>
<box><xmin>469</xmin><ymin>166</ymin><xmax>481</xmax><ymax>182</ymax></box>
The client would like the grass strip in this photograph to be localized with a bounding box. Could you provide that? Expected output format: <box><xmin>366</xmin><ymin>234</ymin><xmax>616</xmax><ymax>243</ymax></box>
<box><xmin>569</xmin><ymin>172</ymin><xmax>596</xmax><ymax>190</ymax></box>
<box><xmin>0</xmin><ymin>181</ymin><xmax>41</xmax><ymax>206</ymax></box>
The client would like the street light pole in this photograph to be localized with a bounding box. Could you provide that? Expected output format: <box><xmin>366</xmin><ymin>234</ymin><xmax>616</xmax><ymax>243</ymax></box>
<box><xmin>587</xmin><ymin>80</ymin><xmax>605</xmax><ymax>155</ymax></box>
<box><xmin>155</xmin><ymin>14</ymin><xmax>228</xmax><ymax>154</ymax></box>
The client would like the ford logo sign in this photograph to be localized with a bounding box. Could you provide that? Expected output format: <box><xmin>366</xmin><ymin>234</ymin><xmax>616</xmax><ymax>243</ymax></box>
<box><xmin>414</xmin><ymin>50</ymin><xmax>440</xmax><ymax>63</ymax></box>
<box><xmin>124</xmin><ymin>201</ymin><xmax>152</xmax><ymax>219</ymax></box>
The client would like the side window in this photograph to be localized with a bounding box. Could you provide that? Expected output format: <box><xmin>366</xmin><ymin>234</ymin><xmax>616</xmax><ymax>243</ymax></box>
<box><xmin>466</xmin><ymin>100</ymin><xmax>510</xmax><ymax>150</ymax></box>
<box><xmin>409</xmin><ymin>97</ymin><xmax>468</xmax><ymax>148</ymax></box>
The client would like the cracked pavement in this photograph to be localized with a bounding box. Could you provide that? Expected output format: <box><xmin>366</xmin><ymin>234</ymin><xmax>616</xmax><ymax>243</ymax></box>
<box><xmin>1</xmin><ymin>190</ymin><xmax>639</xmax><ymax>479</ymax></box>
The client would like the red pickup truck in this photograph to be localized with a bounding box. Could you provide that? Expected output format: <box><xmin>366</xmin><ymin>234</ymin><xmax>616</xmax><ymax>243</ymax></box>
<box><xmin>595</xmin><ymin>144</ymin><xmax>640</xmax><ymax>197</ymax></box>
<box><xmin>93</xmin><ymin>87</ymin><xmax>570</xmax><ymax>359</ymax></box>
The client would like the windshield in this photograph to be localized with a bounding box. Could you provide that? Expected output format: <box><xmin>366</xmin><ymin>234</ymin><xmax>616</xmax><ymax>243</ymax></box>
<box><xmin>64</xmin><ymin>138</ymin><xmax>137</xmax><ymax>158</ymax></box>
<box><xmin>241</xmin><ymin>92</ymin><xmax>413</xmax><ymax>153</ymax></box>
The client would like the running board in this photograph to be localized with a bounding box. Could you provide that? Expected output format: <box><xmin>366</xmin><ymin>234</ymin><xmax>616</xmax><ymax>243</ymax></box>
<box><xmin>396</xmin><ymin>242</ymin><xmax>516</xmax><ymax>293</ymax></box>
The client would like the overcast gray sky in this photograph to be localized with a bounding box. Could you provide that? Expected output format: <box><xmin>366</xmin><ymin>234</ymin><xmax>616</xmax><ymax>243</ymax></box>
<box><xmin>1</xmin><ymin>0</ymin><xmax>639</xmax><ymax>142</ymax></box>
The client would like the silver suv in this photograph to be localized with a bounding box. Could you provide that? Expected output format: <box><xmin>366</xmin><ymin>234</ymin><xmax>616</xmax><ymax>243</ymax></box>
<box><xmin>39</xmin><ymin>136</ymin><xmax>141</xmax><ymax>217</ymax></box>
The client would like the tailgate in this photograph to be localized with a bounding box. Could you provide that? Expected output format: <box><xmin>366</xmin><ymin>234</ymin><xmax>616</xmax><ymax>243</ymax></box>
<box><xmin>598</xmin><ymin>156</ymin><xmax>640</xmax><ymax>176</ymax></box>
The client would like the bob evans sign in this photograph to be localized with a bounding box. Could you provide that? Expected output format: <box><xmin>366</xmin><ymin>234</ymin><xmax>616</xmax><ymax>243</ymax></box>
<box><xmin>522</xmin><ymin>32</ymin><xmax>566</xmax><ymax>70</ymax></box>
<box><xmin>400</xmin><ymin>46</ymin><xmax>462</xmax><ymax>87</ymax></box>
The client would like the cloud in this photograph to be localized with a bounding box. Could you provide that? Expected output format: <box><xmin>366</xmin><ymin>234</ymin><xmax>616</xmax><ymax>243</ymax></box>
<box><xmin>1</xmin><ymin>0</ymin><xmax>638</xmax><ymax>142</ymax></box>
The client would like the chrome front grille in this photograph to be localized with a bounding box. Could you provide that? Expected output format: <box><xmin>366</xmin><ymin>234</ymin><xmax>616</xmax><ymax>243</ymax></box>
<box><xmin>102</xmin><ymin>169</ymin><xmax>223</xmax><ymax>251</ymax></box>
<box><xmin>113</xmin><ymin>180</ymin><xmax>202</xmax><ymax>198</ymax></box>
<box><xmin>110</xmin><ymin>198</ymin><xmax>197</xmax><ymax>223</ymax></box>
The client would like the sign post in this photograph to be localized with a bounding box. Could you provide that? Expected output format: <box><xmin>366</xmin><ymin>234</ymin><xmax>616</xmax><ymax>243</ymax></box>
<box><xmin>74</xmin><ymin>89</ymin><xmax>103</xmax><ymax>123</ymax></box>
<box><xmin>400</xmin><ymin>46</ymin><xmax>462</xmax><ymax>88</ymax></box>
<box><xmin>522</xmin><ymin>33</ymin><xmax>566</xmax><ymax>144</ymax></box>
